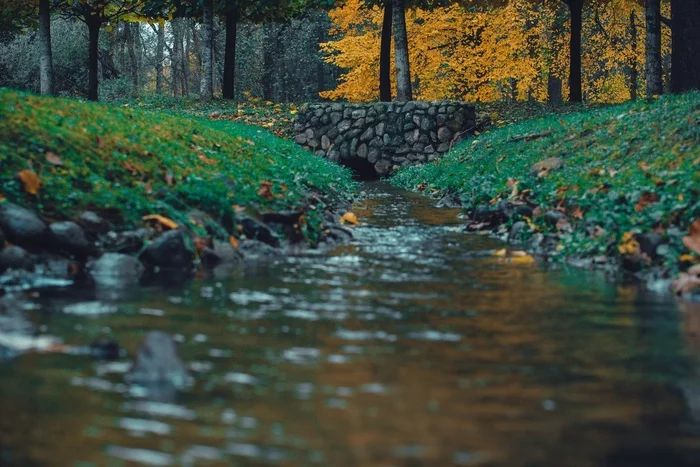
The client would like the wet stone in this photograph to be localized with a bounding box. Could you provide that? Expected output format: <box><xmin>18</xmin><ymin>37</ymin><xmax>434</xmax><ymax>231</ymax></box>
<box><xmin>126</xmin><ymin>331</ymin><xmax>190</xmax><ymax>389</ymax></box>
<box><xmin>49</xmin><ymin>221</ymin><xmax>93</xmax><ymax>257</ymax></box>
<box><xmin>142</xmin><ymin>231</ymin><xmax>194</xmax><ymax>270</ymax></box>
<box><xmin>89</xmin><ymin>253</ymin><xmax>144</xmax><ymax>287</ymax></box>
<box><xmin>0</xmin><ymin>203</ymin><xmax>48</xmax><ymax>248</ymax></box>
<box><xmin>0</xmin><ymin>246</ymin><xmax>34</xmax><ymax>273</ymax></box>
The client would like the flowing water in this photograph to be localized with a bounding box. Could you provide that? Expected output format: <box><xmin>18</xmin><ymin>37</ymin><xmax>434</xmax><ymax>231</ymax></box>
<box><xmin>2</xmin><ymin>182</ymin><xmax>700</xmax><ymax>467</ymax></box>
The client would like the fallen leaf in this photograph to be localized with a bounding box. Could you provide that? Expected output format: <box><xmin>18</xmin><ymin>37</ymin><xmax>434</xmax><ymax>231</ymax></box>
<box><xmin>683</xmin><ymin>219</ymin><xmax>700</xmax><ymax>255</ymax></box>
<box><xmin>672</xmin><ymin>264</ymin><xmax>700</xmax><ymax>295</ymax></box>
<box><xmin>96</xmin><ymin>135</ymin><xmax>105</xmax><ymax>149</ymax></box>
<box><xmin>635</xmin><ymin>192</ymin><xmax>659</xmax><ymax>212</ymax></box>
<box><xmin>198</xmin><ymin>154</ymin><xmax>217</xmax><ymax>165</ymax></box>
<box><xmin>194</xmin><ymin>236</ymin><xmax>211</xmax><ymax>255</ymax></box>
<box><xmin>572</xmin><ymin>206</ymin><xmax>584</xmax><ymax>220</ymax></box>
<box><xmin>340</xmin><ymin>212</ymin><xmax>359</xmax><ymax>225</ymax></box>
<box><xmin>258</xmin><ymin>181</ymin><xmax>274</xmax><ymax>200</ymax></box>
<box><xmin>46</xmin><ymin>152</ymin><xmax>63</xmax><ymax>166</ymax></box>
<box><xmin>142</xmin><ymin>214</ymin><xmax>178</xmax><ymax>230</ymax></box>
<box><xmin>17</xmin><ymin>170</ymin><xmax>41</xmax><ymax>195</ymax></box>
<box><xmin>229</xmin><ymin>235</ymin><xmax>240</xmax><ymax>249</ymax></box>
<box><xmin>165</xmin><ymin>171</ymin><xmax>174</xmax><ymax>186</ymax></box>
<box><xmin>618</xmin><ymin>232</ymin><xmax>640</xmax><ymax>255</ymax></box>
<box><xmin>492</xmin><ymin>249</ymin><xmax>507</xmax><ymax>257</ymax></box>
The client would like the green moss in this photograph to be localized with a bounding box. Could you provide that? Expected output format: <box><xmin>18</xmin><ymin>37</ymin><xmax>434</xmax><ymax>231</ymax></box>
<box><xmin>0</xmin><ymin>88</ymin><xmax>357</xmax><ymax>244</ymax></box>
<box><xmin>392</xmin><ymin>93</ymin><xmax>700</xmax><ymax>271</ymax></box>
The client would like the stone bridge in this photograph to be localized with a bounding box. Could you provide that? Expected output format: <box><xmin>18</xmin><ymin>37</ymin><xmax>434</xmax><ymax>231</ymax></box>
<box><xmin>293</xmin><ymin>101</ymin><xmax>476</xmax><ymax>178</ymax></box>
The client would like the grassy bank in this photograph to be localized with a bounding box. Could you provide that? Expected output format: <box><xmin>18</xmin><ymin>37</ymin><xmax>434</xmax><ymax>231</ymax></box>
<box><xmin>392</xmin><ymin>92</ymin><xmax>700</xmax><ymax>275</ymax></box>
<box><xmin>0</xmin><ymin>88</ymin><xmax>356</xmax><ymax>245</ymax></box>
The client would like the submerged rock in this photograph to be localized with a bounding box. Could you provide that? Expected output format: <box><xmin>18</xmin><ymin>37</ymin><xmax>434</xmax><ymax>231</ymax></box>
<box><xmin>201</xmin><ymin>239</ymin><xmax>243</xmax><ymax>267</ymax></box>
<box><xmin>0</xmin><ymin>203</ymin><xmax>48</xmax><ymax>248</ymax></box>
<box><xmin>141</xmin><ymin>230</ymin><xmax>194</xmax><ymax>270</ymax></box>
<box><xmin>88</xmin><ymin>253</ymin><xmax>144</xmax><ymax>287</ymax></box>
<box><xmin>125</xmin><ymin>331</ymin><xmax>190</xmax><ymax>388</ymax></box>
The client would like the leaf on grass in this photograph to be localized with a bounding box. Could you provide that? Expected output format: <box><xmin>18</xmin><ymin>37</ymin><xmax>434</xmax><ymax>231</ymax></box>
<box><xmin>635</xmin><ymin>192</ymin><xmax>660</xmax><ymax>212</ymax></box>
<box><xmin>165</xmin><ymin>171</ymin><xmax>174</xmax><ymax>186</ymax></box>
<box><xmin>17</xmin><ymin>170</ymin><xmax>40</xmax><ymax>195</ymax></box>
<box><xmin>618</xmin><ymin>232</ymin><xmax>640</xmax><ymax>255</ymax></box>
<box><xmin>682</xmin><ymin>219</ymin><xmax>700</xmax><ymax>255</ymax></box>
<box><xmin>572</xmin><ymin>206</ymin><xmax>584</xmax><ymax>220</ymax></box>
<box><xmin>123</xmin><ymin>161</ymin><xmax>140</xmax><ymax>174</ymax></box>
<box><xmin>339</xmin><ymin>212</ymin><xmax>359</xmax><ymax>225</ymax></box>
<box><xmin>198</xmin><ymin>154</ymin><xmax>217</xmax><ymax>165</ymax></box>
<box><xmin>46</xmin><ymin>152</ymin><xmax>63</xmax><ymax>166</ymax></box>
<box><xmin>229</xmin><ymin>236</ymin><xmax>240</xmax><ymax>249</ymax></box>
<box><xmin>96</xmin><ymin>135</ymin><xmax>105</xmax><ymax>149</ymax></box>
<box><xmin>257</xmin><ymin>181</ymin><xmax>274</xmax><ymax>200</ymax></box>
<box><xmin>143</xmin><ymin>214</ymin><xmax>178</xmax><ymax>230</ymax></box>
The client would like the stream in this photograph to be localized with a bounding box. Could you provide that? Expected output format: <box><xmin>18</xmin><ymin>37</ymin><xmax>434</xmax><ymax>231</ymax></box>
<box><xmin>2</xmin><ymin>182</ymin><xmax>700</xmax><ymax>466</ymax></box>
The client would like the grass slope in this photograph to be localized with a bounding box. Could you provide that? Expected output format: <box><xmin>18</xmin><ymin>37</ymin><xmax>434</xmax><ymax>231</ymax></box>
<box><xmin>392</xmin><ymin>92</ymin><xmax>700</xmax><ymax>273</ymax></box>
<box><xmin>0</xmin><ymin>88</ymin><xmax>356</xmax><ymax>244</ymax></box>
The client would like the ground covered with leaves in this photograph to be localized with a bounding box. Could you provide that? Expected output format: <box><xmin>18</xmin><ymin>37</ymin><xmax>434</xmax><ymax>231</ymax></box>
<box><xmin>0</xmin><ymin>88</ymin><xmax>356</xmax><ymax>246</ymax></box>
<box><xmin>392</xmin><ymin>92</ymin><xmax>700</xmax><ymax>282</ymax></box>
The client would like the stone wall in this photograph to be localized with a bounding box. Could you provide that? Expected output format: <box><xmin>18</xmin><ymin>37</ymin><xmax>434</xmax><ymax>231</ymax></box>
<box><xmin>293</xmin><ymin>101</ymin><xmax>476</xmax><ymax>177</ymax></box>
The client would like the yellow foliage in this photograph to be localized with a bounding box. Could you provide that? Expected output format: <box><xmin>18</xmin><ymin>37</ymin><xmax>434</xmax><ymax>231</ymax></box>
<box><xmin>321</xmin><ymin>0</ymin><xmax>666</xmax><ymax>103</ymax></box>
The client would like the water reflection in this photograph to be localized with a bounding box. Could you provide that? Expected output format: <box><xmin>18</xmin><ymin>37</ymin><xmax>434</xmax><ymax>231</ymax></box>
<box><xmin>0</xmin><ymin>182</ymin><xmax>699</xmax><ymax>466</ymax></box>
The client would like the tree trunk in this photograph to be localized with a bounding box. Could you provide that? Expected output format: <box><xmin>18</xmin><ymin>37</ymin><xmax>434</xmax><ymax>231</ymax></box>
<box><xmin>155</xmin><ymin>23</ymin><xmax>165</xmax><ymax>94</ymax></box>
<box><xmin>646</xmin><ymin>0</ymin><xmax>663</xmax><ymax>96</ymax></box>
<box><xmin>630</xmin><ymin>11</ymin><xmax>638</xmax><ymax>101</ymax></box>
<box><xmin>316</xmin><ymin>21</ymin><xmax>326</xmax><ymax>97</ymax></box>
<box><xmin>87</xmin><ymin>18</ymin><xmax>101</xmax><ymax>101</ymax></box>
<box><xmin>548</xmin><ymin>75</ymin><xmax>563</xmax><ymax>103</ymax></box>
<box><xmin>38</xmin><ymin>0</ymin><xmax>54</xmax><ymax>95</ymax></box>
<box><xmin>567</xmin><ymin>0</ymin><xmax>583</xmax><ymax>102</ymax></box>
<box><xmin>171</xmin><ymin>20</ymin><xmax>182</xmax><ymax>97</ymax></box>
<box><xmin>200</xmin><ymin>0</ymin><xmax>214</xmax><ymax>100</ymax></box>
<box><xmin>379</xmin><ymin>1</ymin><xmax>393</xmax><ymax>102</ymax></box>
<box><xmin>222</xmin><ymin>7</ymin><xmax>239</xmax><ymax>99</ymax></box>
<box><xmin>392</xmin><ymin>0</ymin><xmax>412</xmax><ymax>101</ymax></box>
<box><xmin>125</xmin><ymin>23</ymin><xmax>139</xmax><ymax>96</ymax></box>
<box><xmin>670</xmin><ymin>0</ymin><xmax>700</xmax><ymax>92</ymax></box>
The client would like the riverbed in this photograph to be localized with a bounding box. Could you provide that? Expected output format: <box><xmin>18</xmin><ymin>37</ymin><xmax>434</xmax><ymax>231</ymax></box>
<box><xmin>1</xmin><ymin>182</ymin><xmax>700</xmax><ymax>466</ymax></box>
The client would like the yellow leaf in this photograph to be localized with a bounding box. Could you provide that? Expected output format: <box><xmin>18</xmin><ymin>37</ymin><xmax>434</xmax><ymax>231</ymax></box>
<box><xmin>339</xmin><ymin>212</ymin><xmax>359</xmax><ymax>225</ymax></box>
<box><xmin>142</xmin><ymin>214</ymin><xmax>178</xmax><ymax>230</ymax></box>
<box><xmin>17</xmin><ymin>170</ymin><xmax>41</xmax><ymax>195</ymax></box>
<box><xmin>492</xmin><ymin>249</ymin><xmax>507</xmax><ymax>257</ymax></box>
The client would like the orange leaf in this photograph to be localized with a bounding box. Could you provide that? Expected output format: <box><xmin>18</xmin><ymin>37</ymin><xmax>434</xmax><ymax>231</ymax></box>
<box><xmin>257</xmin><ymin>181</ymin><xmax>274</xmax><ymax>200</ymax></box>
<box><xmin>198</xmin><ymin>154</ymin><xmax>217</xmax><ymax>165</ymax></box>
<box><xmin>229</xmin><ymin>235</ymin><xmax>240</xmax><ymax>249</ymax></box>
<box><xmin>634</xmin><ymin>192</ymin><xmax>659</xmax><ymax>212</ymax></box>
<box><xmin>46</xmin><ymin>152</ymin><xmax>63</xmax><ymax>166</ymax></box>
<box><xmin>683</xmin><ymin>219</ymin><xmax>700</xmax><ymax>255</ymax></box>
<box><xmin>142</xmin><ymin>214</ymin><xmax>178</xmax><ymax>230</ymax></box>
<box><xmin>572</xmin><ymin>206</ymin><xmax>584</xmax><ymax>220</ymax></box>
<box><xmin>194</xmin><ymin>237</ymin><xmax>211</xmax><ymax>255</ymax></box>
<box><xmin>17</xmin><ymin>170</ymin><xmax>41</xmax><ymax>195</ymax></box>
<box><xmin>339</xmin><ymin>212</ymin><xmax>359</xmax><ymax>225</ymax></box>
<box><xmin>96</xmin><ymin>135</ymin><xmax>105</xmax><ymax>149</ymax></box>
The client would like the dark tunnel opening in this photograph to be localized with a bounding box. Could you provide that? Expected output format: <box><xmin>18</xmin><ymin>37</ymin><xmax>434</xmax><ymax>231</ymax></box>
<box><xmin>341</xmin><ymin>157</ymin><xmax>381</xmax><ymax>181</ymax></box>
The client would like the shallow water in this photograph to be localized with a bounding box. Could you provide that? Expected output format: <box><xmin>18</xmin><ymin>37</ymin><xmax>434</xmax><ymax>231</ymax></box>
<box><xmin>2</xmin><ymin>182</ymin><xmax>700</xmax><ymax>466</ymax></box>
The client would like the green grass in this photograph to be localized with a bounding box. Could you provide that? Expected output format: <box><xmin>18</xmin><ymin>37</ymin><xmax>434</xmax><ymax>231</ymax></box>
<box><xmin>0</xmin><ymin>88</ymin><xmax>357</xmax><ymax>245</ymax></box>
<box><xmin>392</xmin><ymin>92</ymin><xmax>700</xmax><ymax>272</ymax></box>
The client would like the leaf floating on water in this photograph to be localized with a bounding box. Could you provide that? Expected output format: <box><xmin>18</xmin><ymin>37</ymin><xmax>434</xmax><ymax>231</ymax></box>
<box><xmin>683</xmin><ymin>219</ymin><xmax>700</xmax><ymax>255</ymax></box>
<box><xmin>17</xmin><ymin>170</ymin><xmax>41</xmax><ymax>195</ymax></box>
<box><xmin>46</xmin><ymin>151</ymin><xmax>63</xmax><ymax>166</ymax></box>
<box><xmin>143</xmin><ymin>214</ymin><xmax>178</xmax><ymax>230</ymax></box>
<box><xmin>492</xmin><ymin>249</ymin><xmax>507</xmax><ymax>257</ymax></box>
<box><xmin>339</xmin><ymin>212</ymin><xmax>359</xmax><ymax>225</ymax></box>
